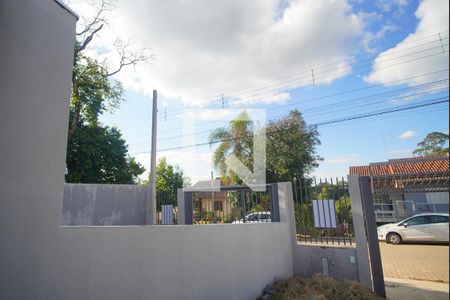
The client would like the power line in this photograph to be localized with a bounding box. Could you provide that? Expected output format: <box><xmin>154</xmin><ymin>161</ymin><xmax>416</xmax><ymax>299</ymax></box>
<box><xmin>135</xmin><ymin>49</ymin><xmax>449</xmax><ymax>130</ymax></box>
<box><xmin>111</xmin><ymin>33</ymin><xmax>449</xmax><ymax>125</ymax></box>
<box><xmin>124</xmin><ymin>76</ymin><xmax>448</xmax><ymax>142</ymax></box>
<box><xmin>118</xmin><ymin>52</ymin><xmax>449</xmax><ymax>132</ymax></box>
<box><xmin>141</xmin><ymin>97</ymin><xmax>448</xmax><ymax>153</ymax></box>
<box><xmin>155</xmin><ymin>31</ymin><xmax>449</xmax><ymax>116</ymax></box>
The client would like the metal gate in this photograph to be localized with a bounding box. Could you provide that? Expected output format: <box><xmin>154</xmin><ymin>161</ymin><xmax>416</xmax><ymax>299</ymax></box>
<box><xmin>293</xmin><ymin>177</ymin><xmax>354</xmax><ymax>245</ymax></box>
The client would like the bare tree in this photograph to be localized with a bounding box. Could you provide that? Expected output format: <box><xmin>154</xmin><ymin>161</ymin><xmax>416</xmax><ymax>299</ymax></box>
<box><xmin>68</xmin><ymin>0</ymin><xmax>150</xmax><ymax>140</ymax></box>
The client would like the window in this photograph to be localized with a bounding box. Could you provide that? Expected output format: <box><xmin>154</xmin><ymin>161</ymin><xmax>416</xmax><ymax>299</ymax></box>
<box><xmin>431</xmin><ymin>215</ymin><xmax>449</xmax><ymax>223</ymax></box>
<box><xmin>406</xmin><ymin>216</ymin><xmax>431</xmax><ymax>225</ymax></box>
<box><xmin>247</xmin><ymin>214</ymin><xmax>258</xmax><ymax>221</ymax></box>
<box><xmin>214</xmin><ymin>201</ymin><xmax>223</xmax><ymax>211</ymax></box>
<box><xmin>260</xmin><ymin>213</ymin><xmax>270</xmax><ymax>220</ymax></box>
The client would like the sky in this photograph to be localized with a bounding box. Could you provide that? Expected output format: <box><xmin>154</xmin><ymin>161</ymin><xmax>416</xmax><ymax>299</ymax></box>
<box><xmin>66</xmin><ymin>0</ymin><xmax>449</xmax><ymax>183</ymax></box>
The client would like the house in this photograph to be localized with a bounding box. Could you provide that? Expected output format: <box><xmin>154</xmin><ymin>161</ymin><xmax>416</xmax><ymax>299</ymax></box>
<box><xmin>349</xmin><ymin>155</ymin><xmax>449</xmax><ymax>222</ymax></box>
<box><xmin>190</xmin><ymin>179</ymin><xmax>234</xmax><ymax>220</ymax></box>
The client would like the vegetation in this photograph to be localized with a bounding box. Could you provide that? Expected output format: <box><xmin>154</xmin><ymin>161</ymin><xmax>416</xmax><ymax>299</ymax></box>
<box><xmin>66</xmin><ymin>125</ymin><xmax>144</xmax><ymax>183</ymax></box>
<box><xmin>266</xmin><ymin>275</ymin><xmax>382</xmax><ymax>300</ymax></box>
<box><xmin>266</xmin><ymin>110</ymin><xmax>322</xmax><ymax>183</ymax></box>
<box><xmin>413</xmin><ymin>131</ymin><xmax>449</xmax><ymax>156</ymax></box>
<box><xmin>209</xmin><ymin>109</ymin><xmax>322</xmax><ymax>185</ymax></box>
<box><xmin>147</xmin><ymin>158</ymin><xmax>185</xmax><ymax>207</ymax></box>
<box><xmin>65</xmin><ymin>0</ymin><xmax>148</xmax><ymax>183</ymax></box>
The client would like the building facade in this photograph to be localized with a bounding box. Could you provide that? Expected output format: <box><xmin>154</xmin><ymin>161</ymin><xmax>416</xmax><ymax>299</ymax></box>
<box><xmin>350</xmin><ymin>155</ymin><xmax>449</xmax><ymax>222</ymax></box>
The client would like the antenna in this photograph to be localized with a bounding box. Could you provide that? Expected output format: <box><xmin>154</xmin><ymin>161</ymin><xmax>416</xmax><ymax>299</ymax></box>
<box><xmin>221</xmin><ymin>93</ymin><xmax>225</xmax><ymax>108</ymax></box>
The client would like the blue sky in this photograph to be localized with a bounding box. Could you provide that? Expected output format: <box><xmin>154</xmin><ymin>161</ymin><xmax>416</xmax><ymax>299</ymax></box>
<box><xmin>68</xmin><ymin>0</ymin><xmax>449</xmax><ymax>183</ymax></box>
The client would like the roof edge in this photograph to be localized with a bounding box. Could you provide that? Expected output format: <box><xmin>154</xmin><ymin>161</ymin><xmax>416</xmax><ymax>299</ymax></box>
<box><xmin>54</xmin><ymin>0</ymin><xmax>79</xmax><ymax>20</ymax></box>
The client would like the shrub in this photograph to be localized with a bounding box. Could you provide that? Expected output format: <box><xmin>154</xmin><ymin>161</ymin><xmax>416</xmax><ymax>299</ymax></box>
<box><xmin>267</xmin><ymin>274</ymin><xmax>382</xmax><ymax>300</ymax></box>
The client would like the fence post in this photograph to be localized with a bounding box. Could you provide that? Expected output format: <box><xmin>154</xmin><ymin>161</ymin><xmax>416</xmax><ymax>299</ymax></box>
<box><xmin>270</xmin><ymin>183</ymin><xmax>280</xmax><ymax>222</ymax></box>
<box><xmin>348</xmin><ymin>175</ymin><xmax>386</xmax><ymax>298</ymax></box>
<box><xmin>348</xmin><ymin>175</ymin><xmax>373</xmax><ymax>289</ymax></box>
<box><xmin>359</xmin><ymin>176</ymin><xmax>386</xmax><ymax>298</ymax></box>
<box><xmin>177</xmin><ymin>188</ymin><xmax>185</xmax><ymax>225</ymax></box>
<box><xmin>184</xmin><ymin>192</ymin><xmax>193</xmax><ymax>225</ymax></box>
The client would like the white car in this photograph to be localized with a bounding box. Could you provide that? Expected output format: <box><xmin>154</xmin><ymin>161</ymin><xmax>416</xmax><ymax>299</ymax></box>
<box><xmin>377</xmin><ymin>213</ymin><xmax>449</xmax><ymax>244</ymax></box>
<box><xmin>232</xmin><ymin>211</ymin><xmax>271</xmax><ymax>224</ymax></box>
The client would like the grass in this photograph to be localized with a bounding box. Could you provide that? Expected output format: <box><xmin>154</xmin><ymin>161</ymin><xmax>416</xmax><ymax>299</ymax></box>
<box><xmin>266</xmin><ymin>274</ymin><xmax>383</xmax><ymax>300</ymax></box>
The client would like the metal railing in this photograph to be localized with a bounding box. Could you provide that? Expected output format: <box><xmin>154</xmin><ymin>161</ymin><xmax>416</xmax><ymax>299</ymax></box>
<box><xmin>156</xmin><ymin>189</ymin><xmax>178</xmax><ymax>225</ymax></box>
<box><xmin>374</xmin><ymin>201</ymin><xmax>449</xmax><ymax>222</ymax></box>
<box><xmin>293</xmin><ymin>177</ymin><xmax>354</xmax><ymax>246</ymax></box>
<box><xmin>183</xmin><ymin>184</ymin><xmax>280</xmax><ymax>225</ymax></box>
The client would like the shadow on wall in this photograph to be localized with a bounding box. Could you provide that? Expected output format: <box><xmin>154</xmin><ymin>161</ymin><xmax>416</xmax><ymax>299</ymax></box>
<box><xmin>61</xmin><ymin>183</ymin><xmax>150</xmax><ymax>225</ymax></box>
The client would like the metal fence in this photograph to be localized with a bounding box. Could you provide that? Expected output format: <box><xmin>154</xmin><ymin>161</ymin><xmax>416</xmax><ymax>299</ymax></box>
<box><xmin>371</xmin><ymin>172</ymin><xmax>449</xmax><ymax>223</ymax></box>
<box><xmin>293</xmin><ymin>177</ymin><xmax>354</xmax><ymax>245</ymax></box>
<box><xmin>156</xmin><ymin>189</ymin><xmax>178</xmax><ymax>225</ymax></box>
<box><xmin>374</xmin><ymin>200</ymin><xmax>450</xmax><ymax>222</ymax></box>
<box><xmin>184</xmin><ymin>184</ymin><xmax>280</xmax><ymax>225</ymax></box>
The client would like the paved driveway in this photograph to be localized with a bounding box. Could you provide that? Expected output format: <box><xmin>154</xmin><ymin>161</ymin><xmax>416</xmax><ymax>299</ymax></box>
<box><xmin>379</xmin><ymin>242</ymin><xmax>449</xmax><ymax>282</ymax></box>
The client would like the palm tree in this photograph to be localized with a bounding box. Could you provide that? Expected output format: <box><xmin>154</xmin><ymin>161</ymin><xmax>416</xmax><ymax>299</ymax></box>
<box><xmin>208</xmin><ymin>111</ymin><xmax>254</xmax><ymax>184</ymax></box>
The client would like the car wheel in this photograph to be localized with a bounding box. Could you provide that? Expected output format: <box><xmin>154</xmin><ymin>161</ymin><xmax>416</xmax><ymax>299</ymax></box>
<box><xmin>386</xmin><ymin>232</ymin><xmax>402</xmax><ymax>244</ymax></box>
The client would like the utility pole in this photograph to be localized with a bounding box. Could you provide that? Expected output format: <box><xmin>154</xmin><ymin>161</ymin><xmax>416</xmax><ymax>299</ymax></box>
<box><xmin>146</xmin><ymin>90</ymin><xmax>158</xmax><ymax>225</ymax></box>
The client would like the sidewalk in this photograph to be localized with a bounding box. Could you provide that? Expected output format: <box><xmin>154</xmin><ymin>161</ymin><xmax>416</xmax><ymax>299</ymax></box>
<box><xmin>385</xmin><ymin>277</ymin><xmax>449</xmax><ymax>300</ymax></box>
<box><xmin>380</xmin><ymin>242</ymin><xmax>449</xmax><ymax>282</ymax></box>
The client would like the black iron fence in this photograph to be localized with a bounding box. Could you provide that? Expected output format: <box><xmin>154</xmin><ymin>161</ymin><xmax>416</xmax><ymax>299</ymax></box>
<box><xmin>184</xmin><ymin>184</ymin><xmax>280</xmax><ymax>225</ymax></box>
<box><xmin>156</xmin><ymin>189</ymin><xmax>178</xmax><ymax>225</ymax></box>
<box><xmin>370</xmin><ymin>172</ymin><xmax>449</xmax><ymax>223</ymax></box>
<box><xmin>293</xmin><ymin>177</ymin><xmax>354</xmax><ymax>245</ymax></box>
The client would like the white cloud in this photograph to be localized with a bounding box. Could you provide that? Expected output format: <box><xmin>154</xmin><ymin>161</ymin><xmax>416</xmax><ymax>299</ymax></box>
<box><xmin>362</xmin><ymin>24</ymin><xmax>398</xmax><ymax>53</ymax></box>
<box><xmin>399</xmin><ymin>130</ymin><xmax>419</xmax><ymax>140</ymax></box>
<box><xmin>135</xmin><ymin>150</ymin><xmax>214</xmax><ymax>184</ymax></box>
<box><xmin>376</xmin><ymin>0</ymin><xmax>409</xmax><ymax>12</ymax></box>
<box><xmin>365</xmin><ymin>0</ymin><xmax>449</xmax><ymax>86</ymax></box>
<box><xmin>68</xmin><ymin>0</ymin><xmax>366</xmax><ymax>106</ymax></box>
<box><xmin>387</xmin><ymin>149</ymin><xmax>413</xmax><ymax>157</ymax></box>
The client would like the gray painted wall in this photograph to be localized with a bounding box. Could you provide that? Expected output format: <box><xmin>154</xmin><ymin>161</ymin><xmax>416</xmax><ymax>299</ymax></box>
<box><xmin>294</xmin><ymin>245</ymin><xmax>359</xmax><ymax>281</ymax></box>
<box><xmin>62</xmin><ymin>183</ymin><xmax>150</xmax><ymax>225</ymax></box>
<box><xmin>0</xmin><ymin>4</ymin><xmax>295</xmax><ymax>297</ymax></box>
<box><xmin>0</xmin><ymin>1</ymin><xmax>367</xmax><ymax>299</ymax></box>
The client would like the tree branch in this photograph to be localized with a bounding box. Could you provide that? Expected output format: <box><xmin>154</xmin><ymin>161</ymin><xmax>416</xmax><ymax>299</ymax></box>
<box><xmin>107</xmin><ymin>40</ymin><xmax>149</xmax><ymax>77</ymax></box>
<box><xmin>77</xmin><ymin>24</ymin><xmax>104</xmax><ymax>54</ymax></box>
<box><xmin>76</xmin><ymin>0</ymin><xmax>111</xmax><ymax>36</ymax></box>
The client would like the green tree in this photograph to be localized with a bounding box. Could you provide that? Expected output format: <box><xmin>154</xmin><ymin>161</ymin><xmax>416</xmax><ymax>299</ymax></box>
<box><xmin>66</xmin><ymin>125</ymin><xmax>144</xmax><ymax>183</ymax></box>
<box><xmin>209</xmin><ymin>111</ymin><xmax>254</xmax><ymax>184</ymax></box>
<box><xmin>148</xmin><ymin>158</ymin><xmax>185</xmax><ymax>206</ymax></box>
<box><xmin>413</xmin><ymin>132</ymin><xmax>449</xmax><ymax>156</ymax></box>
<box><xmin>266</xmin><ymin>110</ymin><xmax>322</xmax><ymax>182</ymax></box>
<box><xmin>65</xmin><ymin>0</ymin><xmax>148</xmax><ymax>183</ymax></box>
<box><xmin>209</xmin><ymin>110</ymin><xmax>321</xmax><ymax>184</ymax></box>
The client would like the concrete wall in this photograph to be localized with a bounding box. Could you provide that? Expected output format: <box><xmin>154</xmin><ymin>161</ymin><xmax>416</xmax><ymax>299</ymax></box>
<box><xmin>0</xmin><ymin>1</ymin><xmax>368</xmax><ymax>298</ymax></box>
<box><xmin>62</xmin><ymin>183</ymin><xmax>150</xmax><ymax>225</ymax></box>
<box><xmin>0</xmin><ymin>4</ymin><xmax>296</xmax><ymax>298</ymax></box>
<box><xmin>0</xmin><ymin>1</ymin><xmax>78</xmax><ymax>299</ymax></box>
<box><xmin>294</xmin><ymin>244</ymin><xmax>359</xmax><ymax>281</ymax></box>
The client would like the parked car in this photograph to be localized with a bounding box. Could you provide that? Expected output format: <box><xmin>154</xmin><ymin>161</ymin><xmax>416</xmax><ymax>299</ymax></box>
<box><xmin>232</xmin><ymin>211</ymin><xmax>271</xmax><ymax>224</ymax></box>
<box><xmin>377</xmin><ymin>213</ymin><xmax>449</xmax><ymax>244</ymax></box>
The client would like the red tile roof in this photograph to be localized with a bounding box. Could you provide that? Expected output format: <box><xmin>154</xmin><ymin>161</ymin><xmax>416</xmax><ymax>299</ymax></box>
<box><xmin>349</xmin><ymin>155</ymin><xmax>449</xmax><ymax>176</ymax></box>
